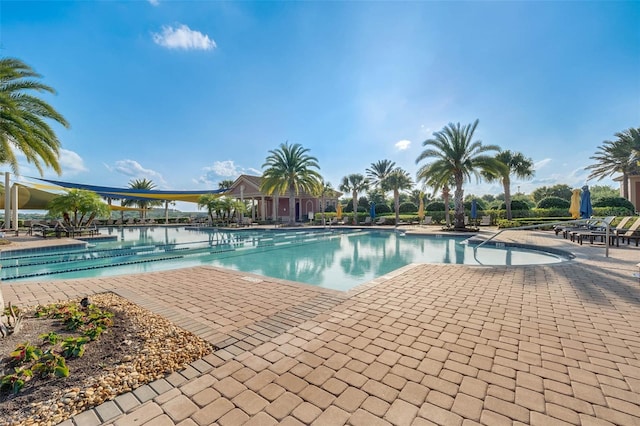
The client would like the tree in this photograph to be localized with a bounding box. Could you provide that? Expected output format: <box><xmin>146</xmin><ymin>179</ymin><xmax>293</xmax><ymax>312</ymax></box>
<box><xmin>589</xmin><ymin>185</ymin><xmax>618</xmax><ymax>201</ymax></box>
<box><xmin>415</xmin><ymin>119</ymin><xmax>504</xmax><ymax>229</ymax></box>
<box><xmin>339</xmin><ymin>174</ymin><xmax>369</xmax><ymax>225</ymax></box>
<box><xmin>531</xmin><ymin>184</ymin><xmax>573</xmax><ymax>203</ymax></box>
<box><xmin>0</xmin><ymin>57</ymin><xmax>69</xmax><ymax>175</ymax></box>
<box><xmin>198</xmin><ymin>193</ymin><xmax>223</xmax><ymax>223</ymax></box>
<box><xmin>314</xmin><ymin>180</ymin><xmax>333</xmax><ymax>226</ymax></box>
<box><xmin>586</xmin><ymin>127</ymin><xmax>640</xmax><ymax>200</ymax></box>
<box><xmin>381</xmin><ymin>168</ymin><xmax>414</xmax><ymax>226</ymax></box>
<box><xmin>366</xmin><ymin>159</ymin><xmax>396</xmax><ymax>187</ymax></box>
<box><xmin>218</xmin><ymin>180</ymin><xmax>235</xmax><ymax>191</ymax></box>
<box><xmin>482</xmin><ymin>150</ymin><xmax>534</xmax><ymax>220</ymax></box>
<box><xmin>47</xmin><ymin>189</ymin><xmax>109</xmax><ymax>227</ymax></box>
<box><xmin>121</xmin><ymin>178</ymin><xmax>163</xmax><ymax>221</ymax></box>
<box><xmin>416</xmin><ymin>164</ymin><xmax>454</xmax><ymax>227</ymax></box>
<box><xmin>260</xmin><ymin>142</ymin><xmax>322</xmax><ymax>225</ymax></box>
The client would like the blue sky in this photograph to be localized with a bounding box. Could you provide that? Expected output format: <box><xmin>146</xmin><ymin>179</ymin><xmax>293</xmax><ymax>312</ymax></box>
<box><xmin>2</xmin><ymin>1</ymin><xmax>639</xmax><ymax>210</ymax></box>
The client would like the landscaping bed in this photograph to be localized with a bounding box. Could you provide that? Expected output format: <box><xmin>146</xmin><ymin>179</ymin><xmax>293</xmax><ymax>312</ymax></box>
<box><xmin>0</xmin><ymin>293</ymin><xmax>214</xmax><ymax>426</ymax></box>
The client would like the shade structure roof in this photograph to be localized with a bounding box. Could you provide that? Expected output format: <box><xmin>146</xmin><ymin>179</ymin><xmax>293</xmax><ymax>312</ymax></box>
<box><xmin>31</xmin><ymin>177</ymin><xmax>225</xmax><ymax>203</ymax></box>
<box><xmin>0</xmin><ymin>183</ymin><xmax>60</xmax><ymax>210</ymax></box>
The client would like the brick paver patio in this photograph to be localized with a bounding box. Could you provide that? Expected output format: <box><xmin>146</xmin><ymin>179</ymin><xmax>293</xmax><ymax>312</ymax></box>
<box><xmin>2</xmin><ymin>229</ymin><xmax>639</xmax><ymax>425</ymax></box>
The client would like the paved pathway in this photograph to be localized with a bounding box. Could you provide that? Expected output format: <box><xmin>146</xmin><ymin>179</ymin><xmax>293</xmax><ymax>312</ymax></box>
<box><xmin>3</xmin><ymin>229</ymin><xmax>640</xmax><ymax>425</ymax></box>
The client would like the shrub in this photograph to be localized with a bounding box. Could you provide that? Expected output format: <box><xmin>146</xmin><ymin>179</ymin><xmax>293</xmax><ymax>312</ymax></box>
<box><xmin>537</xmin><ymin>197</ymin><xmax>570</xmax><ymax>209</ymax></box>
<box><xmin>374</xmin><ymin>203</ymin><xmax>392</xmax><ymax>214</ymax></box>
<box><xmin>324</xmin><ymin>205</ymin><xmax>336</xmax><ymax>213</ymax></box>
<box><xmin>592</xmin><ymin>197</ymin><xmax>635</xmax><ymax>212</ymax></box>
<box><xmin>425</xmin><ymin>201</ymin><xmax>446</xmax><ymax>211</ymax></box>
<box><xmin>500</xmin><ymin>200</ymin><xmax>530</xmax><ymax>210</ymax></box>
<box><xmin>399</xmin><ymin>202</ymin><xmax>417</xmax><ymax>213</ymax></box>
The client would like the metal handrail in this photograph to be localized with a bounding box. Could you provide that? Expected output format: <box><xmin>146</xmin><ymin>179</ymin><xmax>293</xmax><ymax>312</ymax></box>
<box><xmin>473</xmin><ymin>217</ymin><xmax>612</xmax><ymax>259</ymax></box>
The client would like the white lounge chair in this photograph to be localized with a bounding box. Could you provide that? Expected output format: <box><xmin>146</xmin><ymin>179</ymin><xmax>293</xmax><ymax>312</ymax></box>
<box><xmin>480</xmin><ymin>216</ymin><xmax>491</xmax><ymax>226</ymax></box>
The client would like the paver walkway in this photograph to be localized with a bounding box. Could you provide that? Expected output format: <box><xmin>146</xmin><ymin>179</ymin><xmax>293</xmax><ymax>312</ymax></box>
<box><xmin>3</xmin><ymin>229</ymin><xmax>640</xmax><ymax>425</ymax></box>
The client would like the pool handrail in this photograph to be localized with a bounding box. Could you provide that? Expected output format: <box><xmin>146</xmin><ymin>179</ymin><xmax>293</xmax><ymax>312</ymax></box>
<box><xmin>473</xmin><ymin>218</ymin><xmax>612</xmax><ymax>259</ymax></box>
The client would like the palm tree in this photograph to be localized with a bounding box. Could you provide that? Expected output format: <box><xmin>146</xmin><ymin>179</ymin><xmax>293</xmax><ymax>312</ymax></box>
<box><xmin>415</xmin><ymin>119</ymin><xmax>503</xmax><ymax>230</ymax></box>
<box><xmin>260</xmin><ymin>142</ymin><xmax>322</xmax><ymax>225</ymax></box>
<box><xmin>47</xmin><ymin>189</ymin><xmax>110</xmax><ymax>227</ymax></box>
<box><xmin>314</xmin><ymin>180</ymin><xmax>334</xmax><ymax>226</ymax></box>
<box><xmin>417</xmin><ymin>164</ymin><xmax>455</xmax><ymax>227</ymax></box>
<box><xmin>339</xmin><ymin>174</ymin><xmax>369</xmax><ymax>225</ymax></box>
<box><xmin>121</xmin><ymin>178</ymin><xmax>163</xmax><ymax>221</ymax></box>
<box><xmin>198</xmin><ymin>193</ymin><xmax>223</xmax><ymax>223</ymax></box>
<box><xmin>218</xmin><ymin>180</ymin><xmax>235</xmax><ymax>191</ymax></box>
<box><xmin>366</xmin><ymin>160</ymin><xmax>396</xmax><ymax>205</ymax></box>
<box><xmin>0</xmin><ymin>57</ymin><xmax>69</xmax><ymax>175</ymax></box>
<box><xmin>482</xmin><ymin>150</ymin><xmax>534</xmax><ymax>220</ymax></box>
<box><xmin>586</xmin><ymin>128</ymin><xmax>640</xmax><ymax>199</ymax></box>
<box><xmin>381</xmin><ymin>168</ymin><xmax>414</xmax><ymax>226</ymax></box>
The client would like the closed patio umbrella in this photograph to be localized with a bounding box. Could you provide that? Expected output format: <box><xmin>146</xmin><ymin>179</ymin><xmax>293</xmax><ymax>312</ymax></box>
<box><xmin>471</xmin><ymin>199</ymin><xmax>478</xmax><ymax>220</ymax></box>
<box><xmin>418</xmin><ymin>196</ymin><xmax>425</xmax><ymax>224</ymax></box>
<box><xmin>580</xmin><ymin>185</ymin><xmax>593</xmax><ymax>219</ymax></box>
<box><xmin>370</xmin><ymin>202</ymin><xmax>376</xmax><ymax>219</ymax></box>
<box><xmin>336</xmin><ymin>203</ymin><xmax>343</xmax><ymax>220</ymax></box>
<box><xmin>569</xmin><ymin>189</ymin><xmax>581</xmax><ymax>219</ymax></box>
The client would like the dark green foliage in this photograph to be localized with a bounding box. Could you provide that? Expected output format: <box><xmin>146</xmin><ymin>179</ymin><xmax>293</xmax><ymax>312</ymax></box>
<box><xmin>592</xmin><ymin>197</ymin><xmax>635</xmax><ymax>211</ymax></box>
<box><xmin>532</xmin><ymin>184</ymin><xmax>573</xmax><ymax>202</ymax></box>
<box><xmin>324</xmin><ymin>205</ymin><xmax>336</xmax><ymax>213</ymax></box>
<box><xmin>500</xmin><ymin>200</ymin><xmax>530</xmax><ymax>210</ymax></box>
<box><xmin>375</xmin><ymin>203</ymin><xmax>392</xmax><ymax>214</ymax></box>
<box><xmin>425</xmin><ymin>201</ymin><xmax>446</xmax><ymax>211</ymax></box>
<box><xmin>537</xmin><ymin>197</ymin><xmax>570</xmax><ymax>209</ymax></box>
<box><xmin>399</xmin><ymin>202</ymin><xmax>417</xmax><ymax>213</ymax></box>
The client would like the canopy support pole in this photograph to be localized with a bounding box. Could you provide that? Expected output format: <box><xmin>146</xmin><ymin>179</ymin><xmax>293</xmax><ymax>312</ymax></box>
<box><xmin>4</xmin><ymin>173</ymin><xmax>10</xmax><ymax>230</ymax></box>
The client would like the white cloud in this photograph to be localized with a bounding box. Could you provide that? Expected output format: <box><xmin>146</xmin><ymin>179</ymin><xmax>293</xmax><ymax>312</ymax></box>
<box><xmin>105</xmin><ymin>159</ymin><xmax>167</xmax><ymax>185</ymax></box>
<box><xmin>194</xmin><ymin>161</ymin><xmax>260</xmax><ymax>185</ymax></box>
<box><xmin>58</xmin><ymin>149</ymin><xmax>88</xmax><ymax>175</ymax></box>
<box><xmin>395</xmin><ymin>140</ymin><xmax>411</xmax><ymax>151</ymax></box>
<box><xmin>534</xmin><ymin>158</ymin><xmax>552</xmax><ymax>170</ymax></box>
<box><xmin>148</xmin><ymin>0</ymin><xmax>159</xmax><ymax>5</ymax></box>
<box><xmin>152</xmin><ymin>24</ymin><xmax>216</xmax><ymax>51</ymax></box>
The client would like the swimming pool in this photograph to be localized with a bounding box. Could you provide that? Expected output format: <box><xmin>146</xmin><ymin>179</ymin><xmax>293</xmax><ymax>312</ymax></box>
<box><xmin>1</xmin><ymin>227</ymin><xmax>569</xmax><ymax>291</ymax></box>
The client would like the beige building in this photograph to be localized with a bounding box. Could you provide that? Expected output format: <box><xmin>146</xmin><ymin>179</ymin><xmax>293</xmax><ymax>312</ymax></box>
<box><xmin>614</xmin><ymin>172</ymin><xmax>640</xmax><ymax>213</ymax></box>
<box><xmin>224</xmin><ymin>175</ymin><xmax>342</xmax><ymax>222</ymax></box>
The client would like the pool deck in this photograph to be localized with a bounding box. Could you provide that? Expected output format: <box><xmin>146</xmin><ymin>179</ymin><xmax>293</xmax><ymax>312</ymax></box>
<box><xmin>2</xmin><ymin>227</ymin><xmax>640</xmax><ymax>425</ymax></box>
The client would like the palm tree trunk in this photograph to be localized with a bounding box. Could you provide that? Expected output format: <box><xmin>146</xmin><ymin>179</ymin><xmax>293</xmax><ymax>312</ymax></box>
<box><xmin>394</xmin><ymin>189</ymin><xmax>400</xmax><ymax>226</ymax></box>
<box><xmin>288</xmin><ymin>187</ymin><xmax>295</xmax><ymax>224</ymax></box>
<box><xmin>321</xmin><ymin>196</ymin><xmax>326</xmax><ymax>226</ymax></box>
<box><xmin>443</xmin><ymin>186</ymin><xmax>451</xmax><ymax>227</ymax></box>
<box><xmin>503</xmin><ymin>177</ymin><xmax>512</xmax><ymax>220</ymax></box>
<box><xmin>454</xmin><ymin>177</ymin><xmax>465</xmax><ymax>229</ymax></box>
<box><xmin>622</xmin><ymin>173</ymin><xmax>629</xmax><ymax>200</ymax></box>
<box><xmin>352</xmin><ymin>191</ymin><xmax>358</xmax><ymax>225</ymax></box>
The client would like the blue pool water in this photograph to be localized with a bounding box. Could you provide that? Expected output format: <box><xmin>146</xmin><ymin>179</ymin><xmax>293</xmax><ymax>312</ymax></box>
<box><xmin>1</xmin><ymin>227</ymin><xmax>569</xmax><ymax>291</ymax></box>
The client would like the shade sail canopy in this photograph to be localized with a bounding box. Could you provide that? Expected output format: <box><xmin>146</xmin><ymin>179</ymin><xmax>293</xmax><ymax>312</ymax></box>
<box><xmin>0</xmin><ymin>184</ymin><xmax>60</xmax><ymax>210</ymax></box>
<box><xmin>32</xmin><ymin>177</ymin><xmax>225</xmax><ymax>203</ymax></box>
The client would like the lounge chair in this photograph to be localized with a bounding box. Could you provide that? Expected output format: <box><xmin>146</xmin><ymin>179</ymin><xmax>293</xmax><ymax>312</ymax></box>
<box><xmin>422</xmin><ymin>216</ymin><xmax>433</xmax><ymax>225</ymax></box>
<box><xmin>571</xmin><ymin>216</ymin><xmax>623</xmax><ymax>245</ymax></box>
<box><xmin>615</xmin><ymin>217</ymin><xmax>640</xmax><ymax>246</ymax></box>
<box><xmin>363</xmin><ymin>217</ymin><xmax>372</xmax><ymax>225</ymax></box>
<box><xmin>480</xmin><ymin>215</ymin><xmax>491</xmax><ymax>226</ymax></box>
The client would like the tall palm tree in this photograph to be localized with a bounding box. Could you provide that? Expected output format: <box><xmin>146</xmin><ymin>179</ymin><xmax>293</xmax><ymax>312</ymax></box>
<box><xmin>121</xmin><ymin>178</ymin><xmax>163</xmax><ymax>221</ymax></box>
<box><xmin>0</xmin><ymin>57</ymin><xmax>69</xmax><ymax>175</ymax></box>
<box><xmin>366</xmin><ymin>159</ymin><xmax>396</xmax><ymax>187</ymax></box>
<box><xmin>415</xmin><ymin>119</ymin><xmax>503</xmax><ymax>230</ymax></box>
<box><xmin>314</xmin><ymin>179</ymin><xmax>334</xmax><ymax>226</ymax></box>
<box><xmin>218</xmin><ymin>180</ymin><xmax>235</xmax><ymax>191</ymax></box>
<box><xmin>198</xmin><ymin>193</ymin><xmax>223</xmax><ymax>223</ymax></box>
<box><xmin>482</xmin><ymin>150</ymin><xmax>534</xmax><ymax>220</ymax></box>
<box><xmin>339</xmin><ymin>174</ymin><xmax>369</xmax><ymax>225</ymax></box>
<box><xmin>381</xmin><ymin>168</ymin><xmax>414</xmax><ymax>226</ymax></box>
<box><xmin>260</xmin><ymin>142</ymin><xmax>322</xmax><ymax>225</ymax></box>
<box><xmin>586</xmin><ymin>127</ymin><xmax>640</xmax><ymax>199</ymax></box>
<box><xmin>417</xmin><ymin>164</ymin><xmax>455</xmax><ymax>227</ymax></box>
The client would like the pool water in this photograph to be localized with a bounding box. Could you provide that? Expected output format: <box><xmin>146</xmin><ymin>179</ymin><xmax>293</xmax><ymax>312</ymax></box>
<box><xmin>1</xmin><ymin>227</ymin><xmax>568</xmax><ymax>291</ymax></box>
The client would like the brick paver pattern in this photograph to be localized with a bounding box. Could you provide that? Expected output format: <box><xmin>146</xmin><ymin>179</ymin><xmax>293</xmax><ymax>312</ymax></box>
<box><xmin>4</xmin><ymin>230</ymin><xmax>640</xmax><ymax>425</ymax></box>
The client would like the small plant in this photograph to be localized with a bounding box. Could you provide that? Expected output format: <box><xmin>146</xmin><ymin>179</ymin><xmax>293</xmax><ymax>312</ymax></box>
<box><xmin>61</xmin><ymin>337</ymin><xmax>89</xmax><ymax>358</ymax></box>
<box><xmin>39</xmin><ymin>331</ymin><xmax>62</xmax><ymax>345</ymax></box>
<box><xmin>64</xmin><ymin>311</ymin><xmax>85</xmax><ymax>331</ymax></box>
<box><xmin>83</xmin><ymin>323</ymin><xmax>105</xmax><ymax>341</ymax></box>
<box><xmin>9</xmin><ymin>343</ymin><xmax>42</xmax><ymax>366</ymax></box>
<box><xmin>0</xmin><ymin>368</ymin><xmax>33</xmax><ymax>395</ymax></box>
<box><xmin>32</xmin><ymin>352</ymin><xmax>69</xmax><ymax>378</ymax></box>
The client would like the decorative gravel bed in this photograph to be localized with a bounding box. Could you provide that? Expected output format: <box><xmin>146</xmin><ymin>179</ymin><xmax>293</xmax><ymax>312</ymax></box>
<box><xmin>0</xmin><ymin>293</ymin><xmax>215</xmax><ymax>426</ymax></box>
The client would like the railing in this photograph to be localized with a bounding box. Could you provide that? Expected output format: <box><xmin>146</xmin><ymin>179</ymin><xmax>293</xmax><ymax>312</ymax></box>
<box><xmin>472</xmin><ymin>218</ymin><xmax>612</xmax><ymax>259</ymax></box>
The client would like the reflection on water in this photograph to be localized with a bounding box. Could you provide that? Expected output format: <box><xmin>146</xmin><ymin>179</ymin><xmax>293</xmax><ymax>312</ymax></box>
<box><xmin>9</xmin><ymin>228</ymin><xmax>566</xmax><ymax>291</ymax></box>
